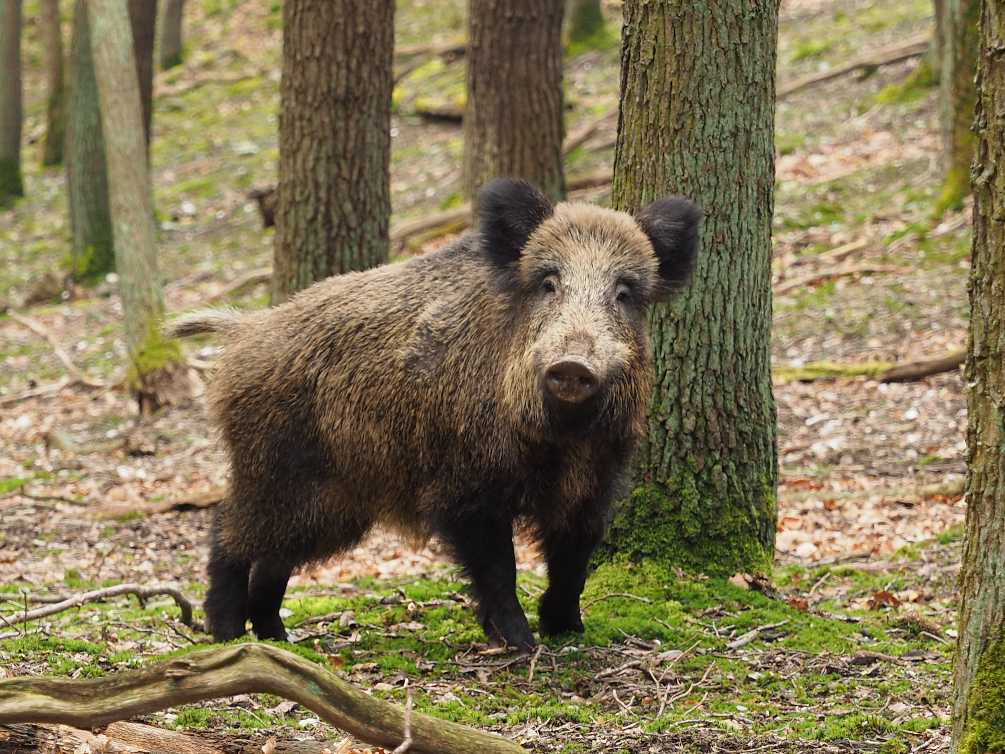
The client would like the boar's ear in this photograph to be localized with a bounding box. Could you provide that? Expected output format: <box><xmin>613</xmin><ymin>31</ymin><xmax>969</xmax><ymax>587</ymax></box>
<box><xmin>636</xmin><ymin>197</ymin><xmax>703</xmax><ymax>300</ymax></box>
<box><xmin>477</xmin><ymin>178</ymin><xmax>554</xmax><ymax>268</ymax></box>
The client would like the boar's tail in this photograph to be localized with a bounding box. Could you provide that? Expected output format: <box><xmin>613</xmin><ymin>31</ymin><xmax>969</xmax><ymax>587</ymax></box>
<box><xmin>165</xmin><ymin>309</ymin><xmax>244</xmax><ymax>338</ymax></box>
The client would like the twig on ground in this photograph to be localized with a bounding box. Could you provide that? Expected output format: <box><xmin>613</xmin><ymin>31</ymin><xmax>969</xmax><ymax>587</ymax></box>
<box><xmin>527</xmin><ymin>644</ymin><xmax>544</xmax><ymax>684</ymax></box>
<box><xmin>0</xmin><ymin>584</ymin><xmax>201</xmax><ymax>631</ymax></box>
<box><xmin>725</xmin><ymin>620</ymin><xmax>790</xmax><ymax>650</ymax></box>
<box><xmin>0</xmin><ymin>644</ymin><xmax>525</xmax><ymax>754</ymax></box>
<box><xmin>773</xmin><ymin>264</ymin><xmax>909</xmax><ymax>295</ymax></box>
<box><xmin>205</xmin><ymin>268</ymin><xmax>272</xmax><ymax>304</ymax></box>
<box><xmin>7</xmin><ymin>311</ymin><xmax>107</xmax><ymax>389</ymax></box>
<box><xmin>778</xmin><ymin>34</ymin><xmax>930</xmax><ymax>101</ymax></box>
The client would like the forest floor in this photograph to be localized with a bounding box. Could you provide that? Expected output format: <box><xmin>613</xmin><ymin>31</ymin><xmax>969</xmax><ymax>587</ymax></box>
<box><xmin>0</xmin><ymin>0</ymin><xmax>970</xmax><ymax>752</ymax></box>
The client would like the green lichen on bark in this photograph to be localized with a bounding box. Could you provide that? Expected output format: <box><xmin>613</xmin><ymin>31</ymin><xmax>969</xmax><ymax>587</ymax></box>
<box><xmin>126</xmin><ymin>322</ymin><xmax>183</xmax><ymax>390</ymax></box>
<box><xmin>0</xmin><ymin>158</ymin><xmax>23</xmax><ymax>206</ymax></box>
<box><xmin>597</xmin><ymin>471</ymin><xmax>776</xmax><ymax>577</ymax></box>
<box><xmin>935</xmin><ymin>163</ymin><xmax>971</xmax><ymax>215</ymax></box>
<box><xmin>959</xmin><ymin>637</ymin><xmax>1005</xmax><ymax>754</ymax></box>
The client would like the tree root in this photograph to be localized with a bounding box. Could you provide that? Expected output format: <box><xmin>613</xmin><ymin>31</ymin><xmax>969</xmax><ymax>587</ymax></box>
<box><xmin>0</xmin><ymin>644</ymin><xmax>526</xmax><ymax>754</ymax></box>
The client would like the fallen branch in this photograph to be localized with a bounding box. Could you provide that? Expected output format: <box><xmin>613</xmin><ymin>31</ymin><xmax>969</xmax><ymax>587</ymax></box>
<box><xmin>7</xmin><ymin>311</ymin><xmax>106</xmax><ymax>389</ymax></box>
<box><xmin>725</xmin><ymin>620</ymin><xmax>789</xmax><ymax>650</ymax></box>
<box><xmin>772</xmin><ymin>360</ymin><xmax>893</xmax><ymax>383</ymax></box>
<box><xmin>206</xmin><ymin>267</ymin><xmax>272</xmax><ymax>304</ymax></box>
<box><xmin>878</xmin><ymin>349</ymin><xmax>966</xmax><ymax>383</ymax></box>
<box><xmin>562</xmin><ymin>111</ymin><xmax>618</xmax><ymax>156</ymax></box>
<box><xmin>395</xmin><ymin>40</ymin><xmax>466</xmax><ymax>61</ymax></box>
<box><xmin>773</xmin><ymin>264</ymin><xmax>908</xmax><ymax>295</ymax></box>
<box><xmin>789</xmin><ymin>238</ymin><xmax>870</xmax><ymax>269</ymax></box>
<box><xmin>778</xmin><ymin>34</ymin><xmax>930</xmax><ymax>101</ymax></box>
<box><xmin>0</xmin><ymin>644</ymin><xmax>526</xmax><ymax>754</ymax></box>
<box><xmin>158</xmin><ymin>70</ymin><xmax>268</xmax><ymax>98</ymax></box>
<box><xmin>0</xmin><ymin>377</ymin><xmax>110</xmax><ymax>408</ymax></box>
<box><xmin>0</xmin><ymin>583</ymin><xmax>199</xmax><ymax>631</ymax></box>
<box><xmin>413</xmin><ymin>103</ymin><xmax>463</xmax><ymax>124</ymax></box>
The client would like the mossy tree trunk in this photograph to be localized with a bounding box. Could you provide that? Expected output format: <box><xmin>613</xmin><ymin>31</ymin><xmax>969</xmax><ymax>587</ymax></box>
<box><xmin>159</xmin><ymin>0</ymin><xmax>185</xmax><ymax>70</ymax></box>
<box><xmin>88</xmin><ymin>0</ymin><xmax>186</xmax><ymax>413</ymax></box>
<box><xmin>599</xmin><ymin>0</ymin><xmax>779</xmax><ymax>576</ymax></box>
<box><xmin>271</xmin><ymin>0</ymin><xmax>394</xmax><ymax>303</ymax></box>
<box><xmin>0</xmin><ymin>0</ymin><xmax>24</xmax><ymax>206</ymax></box>
<box><xmin>936</xmin><ymin>0</ymin><xmax>978</xmax><ymax>213</ymax></box>
<box><xmin>952</xmin><ymin>4</ymin><xmax>1005</xmax><ymax>751</ymax></box>
<box><xmin>67</xmin><ymin>0</ymin><xmax>114</xmax><ymax>280</ymax></box>
<box><xmin>462</xmin><ymin>0</ymin><xmax>565</xmax><ymax>202</ymax></box>
<box><xmin>41</xmin><ymin>0</ymin><xmax>65</xmax><ymax>167</ymax></box>
<box><xmin>67</xmin><ymin>0</ymin><xmax>155</xmax><ymax>281</ymax></box>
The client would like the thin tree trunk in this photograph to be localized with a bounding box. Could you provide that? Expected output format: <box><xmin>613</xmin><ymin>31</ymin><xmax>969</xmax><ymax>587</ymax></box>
<box><xmin>67</xmin><ymin>0</ymin><xmax>114</xmax><ymax>280</ymax></box>
<box><xmin>88</xmin><ymin>0</ymin><xmax>185</xmax><ymax>413</ymax></box>
<box><xmin>598</xmin><ymin>0</ymin><xmax>779</xmax><ymax>576</ymax></box>
<box><xmin>0</xmin><ymin>0</ymin><xmax>23</xmax><ymax>206</ymax></box>
<box><xmin>565</xmin><ymin>0</ymin><xmax>606</xmax><ymax>48</ymax></box>
<box><xmin>951</xmin><ymin>3</ymin><xmax>1005</xmax><ymax>750</ymax></box>
<box><xmin>271</xmin><ymin>0</ymin><xmax>395</xmax><ymax>303</ymax></box>
<box><xmin>462</xmin><ymin>0</ymin><xmax>565</xmax><ymax>201</ymax></box>
<box><xmin>159</xmin><ymin>0</ymin><xmax>185</xmax><ymax>70</ymax></box>
<box><xmin>128</xmin><ymin>0</ymin><xmax>157</xmax><ymax>147</ymax></box>
<box><xmin>937</xmin><ymin>0</ymin><xmax>978</xmax><ymax>212</ymax></box>
<box><xmin>41</xmin><ymin>0</ymin><xmax>65</xmax><ymax>167</ymax></box>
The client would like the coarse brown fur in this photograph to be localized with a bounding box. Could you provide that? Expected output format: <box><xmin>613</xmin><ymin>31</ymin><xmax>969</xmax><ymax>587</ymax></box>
<box><xmin>169</xmin><ymin>179</ymin><xmax>701</xmax><ymax>648</ymax></box>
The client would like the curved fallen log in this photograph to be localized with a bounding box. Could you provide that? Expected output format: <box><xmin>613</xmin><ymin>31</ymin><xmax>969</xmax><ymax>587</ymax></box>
<box><xmin>0</xmin><ymin>643</ymin><xmax>526</xmax><ymax>754</ymax></box>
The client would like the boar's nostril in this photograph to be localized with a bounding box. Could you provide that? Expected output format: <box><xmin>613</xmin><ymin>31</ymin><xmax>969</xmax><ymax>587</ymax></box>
<box><xmin>545</xmin><ymin>358</ymin><xmax>600</xmax><ymax>404</ymax></box>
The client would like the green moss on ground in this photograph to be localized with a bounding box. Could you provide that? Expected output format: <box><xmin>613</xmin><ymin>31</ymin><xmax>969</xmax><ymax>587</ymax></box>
<box><xmin>960</xmin><ymin>637</ymin><xmax>1005</xmax><ymax>754</ymax></box>
<box><xmin>873</xmin><ymin>58</ymin><xmax>937</xmax><ymax>106</ymax></box>
<box><xmin>773</xmin><ymin>360</ymin><xmax>893</xmax><ymax>383</ymax></box>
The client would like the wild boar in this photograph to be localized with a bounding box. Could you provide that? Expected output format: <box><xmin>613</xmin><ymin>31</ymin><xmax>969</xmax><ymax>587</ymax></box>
<box><xmin>168</xmin><ymin>178</ymin><xmax>701</xmax><ymax>648</ymax></box>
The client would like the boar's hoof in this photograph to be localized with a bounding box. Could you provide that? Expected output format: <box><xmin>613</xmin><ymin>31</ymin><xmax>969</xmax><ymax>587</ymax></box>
<box><xmin>538</xmin><ymin>595</ymin><xmax>585</xmax><ymax>637</ymax></box>
<box><xmin>252</xmin><ymin>618</ymin><xmax>289</xmax><ymax>642</ymax></box>
<box><xmin>486</xmin><ymin>612</ymin><xmax>536</xmax><ymax>651</ymax></box>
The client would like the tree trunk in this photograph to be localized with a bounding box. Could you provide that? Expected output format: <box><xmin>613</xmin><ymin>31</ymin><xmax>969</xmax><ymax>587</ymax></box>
<box><xmin>271</xmin><ymin>0</ymin><xmax>395</xmax><ymax>303</ymax></box>
<box><xmin>159</xmin><ymin>0</ymin><xmax>185</xmax><ymax>70</ymax></box>
<box><xmin>951</xmin><ymin>4</ymin><xmax>1005</xmax><ymax>751</ymax></box>
<box><xmin>565</xmin><ymin>0</ymin><xmax>606</xmax><ymax>48</ymax></box>
<box><xmin>462</xmin><ymin>0</ymin><xmax>565</xmax><ymax>202</ymax></box>
<box><xmin>0</xmin><ymin>0</ymin><xmax>23</xmax><ymax>206</ymax></box>
<box><xmin>598</xmin><ymin>0</ymin><xmax>779</xmax><ymax>576</ymax></box>
<box><xmin>88</xmin><ymin>0</ymin><xmax>185</xmax><ymax>413</ymax></box>
<box><xmin>936</xmin><ymin>0</ymin><xmax>978</xmax><ymax>213</ymax></box>
<box><xmin>128</xmin><ymin>0</ymin><xmax>157</xmax><ymax>147</ymax></box>
<box><xmin>41</xmin><ymin>0</ymin><xmax>65</xmax><ymax>167</ymax></box>
<box><xmin>67</xmin><ymin>0</ymin><xmax>114</xmax><ymax>280</ymax></box>
<box><xmin>931</xmin><ymin>0</ymin><xmax>945</xmax><ymax>82</ymax></box>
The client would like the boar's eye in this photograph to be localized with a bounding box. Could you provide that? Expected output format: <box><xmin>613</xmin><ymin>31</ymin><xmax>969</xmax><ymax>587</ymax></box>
<box><xmin>615</xmin><ymin>281</ymin><xmax>634</xmax><ymax>304</ymax></box>
<box><xmin>541</xmin><ymin>275</ymin><xmax>559</xmax><ymax>295</ymax></box>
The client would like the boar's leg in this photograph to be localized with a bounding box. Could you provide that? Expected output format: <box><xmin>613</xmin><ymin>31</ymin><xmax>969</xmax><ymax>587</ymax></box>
<box><xmin>248</xmin><ymin>559</ymin><xmax>295</xmax><ymax>641</ymax></box>
<box><xmin>204</xmin><ymin>523</ymin><xmax>251</xmax><ymax>641</ymax></box>
<box><xmin>437</xmin><ymin>512</ymin><xmax>535</xmax><ymax>650</ymax></box>
<box><xmin>537</xmin><ymin>516</ymin><xmax>606</xmax><ymax>636</ymax></box>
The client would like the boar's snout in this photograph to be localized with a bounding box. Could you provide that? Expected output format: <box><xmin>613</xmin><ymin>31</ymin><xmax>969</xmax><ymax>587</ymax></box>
<box><xmin>544</xmin><ymin>357</ymin><xmax>600</xmax><ymax>404</ymax></box>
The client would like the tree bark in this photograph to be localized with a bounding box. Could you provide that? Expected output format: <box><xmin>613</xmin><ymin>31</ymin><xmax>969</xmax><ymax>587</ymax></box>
<box><xmin>159</xmin><ymin>0</ymin><xmax>185</xmax><ymax>70</ymax></box>
<box><xmin>67</xmin><ymin>0</ymin><xmax>114</xmax><ymax>280</ymax></box>
<box><xmin>937</xmin><ymin>0</ymin><xmax>978</xmax><ymax>212</ymax></box>
<box><xmin>599</xmin><ymin>0</ymin><xmax>779</xmax><ymax>576</ymax></box>
<box><xmin>41</xmin><ymin>0</ymin><xmax>65</xmax><ymax>167</ymax></box>
<box><xmin>951</xmin><ymin>3</ymin><xmax>1005</xmax><ymax>751</ymax></box>
<box><xmin>128</xmin><ymin>0</ymin><xmax>157</xmax><ymax>147</ymax></box>
<box><xmin>0</xmin><ymin>0</ymin><xmax>23</xmax><ymax>206</ymax></box>
<box><xmin>462</xmin><ymin>0</ymin><xmax>565</xmax><ymax>201</ymax></box>
<box><xmin>271</xmin><ymin>0</ymin><xmax>395</xmax><ymax>304</ymax></box>
<box><xmin>88</xmin><ymin>0</ymin><xmax>185</xmax><ymax>413</ymax></box>
<box><xmin>0</xmin><ymin>644</ymin><xmax>526</xmax><ymax>754</ymax></box>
